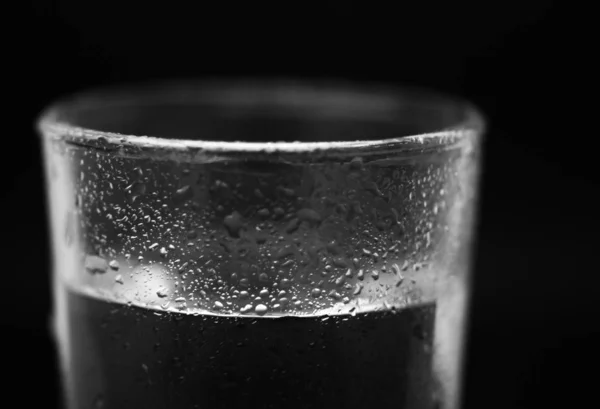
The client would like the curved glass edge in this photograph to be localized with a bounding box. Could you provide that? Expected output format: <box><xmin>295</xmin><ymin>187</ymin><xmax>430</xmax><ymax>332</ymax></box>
<box><xmin>36</xmin><ymin>79</ymin><xmax>486</xmax><ymax>162</ymax></box>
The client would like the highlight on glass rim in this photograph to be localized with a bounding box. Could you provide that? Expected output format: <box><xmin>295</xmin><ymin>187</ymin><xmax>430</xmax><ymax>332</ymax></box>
<box><xmin>38</xmin><ymin>79</ymin><xmax>484</xmax><ymax>409</ymax></box>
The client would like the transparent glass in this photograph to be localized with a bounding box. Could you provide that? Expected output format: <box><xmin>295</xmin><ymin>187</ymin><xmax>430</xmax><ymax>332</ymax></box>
<box><xmin>38</xmin><ymin>79</ymin><xmax>484</xmax><ymax>409</ymax></box>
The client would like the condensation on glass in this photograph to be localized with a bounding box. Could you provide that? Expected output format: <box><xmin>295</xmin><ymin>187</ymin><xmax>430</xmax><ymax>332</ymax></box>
<box><xmin>38</xmin><ymin>79</ymin><xmax>484</xmax><ymax>409</ymax></box>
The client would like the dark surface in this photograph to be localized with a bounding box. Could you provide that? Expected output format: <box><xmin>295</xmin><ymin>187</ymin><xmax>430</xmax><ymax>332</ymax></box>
<box><xmin>4</xmin><ymin>1</ymin><xmax>597</xmax><ymax>409</ymax></box>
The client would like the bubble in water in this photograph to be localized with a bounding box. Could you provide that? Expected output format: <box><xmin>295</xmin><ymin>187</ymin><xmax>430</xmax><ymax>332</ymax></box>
<box><xmin>224</xmin><ymin>211</ymin><xmax>244</xmax><ymax>238</ymax></box>
<box><xmin>255</xmin><ymin>304</ymin><xmax>268</xmax><ymax>315</ymax></box>
<box><xmin>108</xmin><ymin>260</ymin><xmax>120</xmax><ymax>270</ymax></box>
<box><xmin>85</xmin><ymin>255</ymin><xmax>108</xmax><ymax>274</ymax></box>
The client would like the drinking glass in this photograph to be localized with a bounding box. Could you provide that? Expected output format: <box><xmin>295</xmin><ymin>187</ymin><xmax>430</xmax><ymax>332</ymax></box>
<box><xmin>37</xmin><ymin>79</ymin><xmax>484</xmax><ymax>409</ymax></box>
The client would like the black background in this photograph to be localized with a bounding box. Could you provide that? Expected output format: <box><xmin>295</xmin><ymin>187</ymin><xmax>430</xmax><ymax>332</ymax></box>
<box><xmin>3</xmin><ymin>1</ymin><xmax>597</xmax><ymax>409</ymax></box>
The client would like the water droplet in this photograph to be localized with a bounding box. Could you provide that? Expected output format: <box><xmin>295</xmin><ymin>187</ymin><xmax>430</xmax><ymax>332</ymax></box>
<box><xmin>349</xmin><ymin>157</ymin><xmax>363</xmax><ymax>170</ymax></box>
<box><xmin>257</xmin><ymin>208</ymin><xmax>270</xmax><ymax>217</ymax></box>
<box><xmin>224</xmin><ymin>211</ymin><xmax>244</xmax><ymax>238</ymax></box>
<box><xmin>279</xmin><ymin>186</ymin><xmax>295</xmax><ymax>196</ymax></box>
<box><xmin>345</xmin><ymin>268</ymin><xmax>353</xmax><ymax>278</ymax></box>
<box><xmin>285</xmin><ymin>218</ymin><xmax>300</xmax><ymax>234</ymax></box>
<box><xmin>280</xmin><ymin>278</ymin><xmax>291</xmax><ymax>289</ymax></box>
<box><xmin>297</xmin><ymin>208</ymin><xmax>321</xmax><ymax>225</ymax></box>
<box><xmin>239</xmin><ymin>291</ymin><xmax>250</xmax><ymax>299</ymax></box>
<box><xmin>365</xmin><ymin>181</ymin><xmax>383</xmax><ymax>197</ymax></box>
<box><xmin>214</xmin><ymin>301</ymin><xmax>224</xmax><ymax>310</ymax></box>
<box><xmin>353</xmin><ymin>283</ymin><xmax>363</xmax><ymax>295</ymax></box>
<box><xmin>401</xmin><ymin>260</ymin><xmax>410</xmax><ymax>271</ymax></box>
<box><xmin>332</xmin><ymin>257</ymin><xmax>347</xmax><ymax>268</ymax></box>
<box><xmin>148</xmin><ymin>243</ymin><xmax>159</xmax><ymax>250</ymax></box>
<box><xmin>240</xmin><ymin>304</ymin><xmax>253</xmax><ymax>313</ymax></box>
<box><xmin>156</xmin><ymin>288</ymin><xmax>168</xmax><ymax>298</ymax></box>
<box><xmin>85</xmin><ymin>255</ymin><xmax>108</xmax><ymax>274</ymax></box>
<box><xmin>158</xmin><ymin>247</ymin><xmax>168</xmax><ymax>257</ymax></box>
<box><xmin>114</xmin><ymin>275</ymin><xmax>124</xmax><ymax>284</ymax></box>
<box><xmin>255</xmin><ymin>304</ymin><xmax>268</xmax><ymax>315</ymax></box>
<box><xmin>276</xmin><ymin>245</ymin><xmax>295</xmax><ymax>259</ymax></box>
<box><xmin>311</xmin><ymin>288</ymin><xmax>322</xmax><ymax>298</ymax></box>
<box><xmin>259</xmin><ymin>289</ymin><xmax>269</xmax><ymax>297</ymax></box>
<box><xmin>371</xmin><ymin>270</ymin><xmax>379</xmax><ymax>280</ymax></box>
<box><xmin>328</xmin><ymin>290</ymin><xmax>342</xmax><ymax>300</ymax></box>
<box><xmin>357</xmin><ymin>269</ymin><xmax>364</xmax><ymax>280</ymax></box>
<box><xmin>108</xmin><ymin>260</ymin><xmax>120</xmax><ymax>270</ymax></box>
<box><xmin>175</xmin><ymin>297</ymin><xmax>186</xmax><ymax>303</ymax></box>
<box><xmin>335</xmin><ymin>276</ymin><xmax>345</xmax><ymax>286</ymax></box>
<box><xmin>127</xmin><ymin>181</ymin><xmax>146</xmax><ymax>196</ymax></box>
<box><xmin>173</xmin><ymin>185</ymin><xmax>193</xmax><ymax>204</ymax></box>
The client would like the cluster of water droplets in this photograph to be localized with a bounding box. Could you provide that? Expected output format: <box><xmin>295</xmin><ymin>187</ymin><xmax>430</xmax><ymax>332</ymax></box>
<box><xmin>50</xmin><ymin>140</ymin><xmax>461</xmax><ymax>317</ymax></box>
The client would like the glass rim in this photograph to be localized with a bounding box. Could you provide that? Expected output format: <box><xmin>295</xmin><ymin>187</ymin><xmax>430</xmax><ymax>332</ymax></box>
<box><xmin>36</xmin><ymin>78</ymin><xmax>486</xmax><ymax>158</ymax></box>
